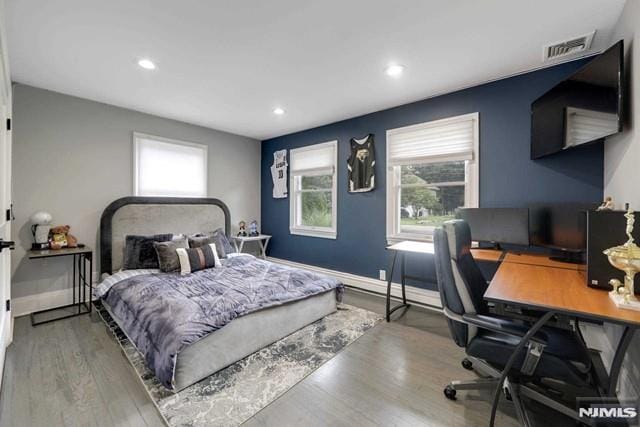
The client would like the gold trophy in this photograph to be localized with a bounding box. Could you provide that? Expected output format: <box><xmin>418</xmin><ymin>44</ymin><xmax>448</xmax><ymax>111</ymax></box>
<box><xmin>603</xmin><ymin>208</ymin><xmax>640</xmax><ymax>311</ymax></box>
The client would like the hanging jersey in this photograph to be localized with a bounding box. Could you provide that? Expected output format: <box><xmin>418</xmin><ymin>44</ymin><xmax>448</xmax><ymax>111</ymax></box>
<box><xmin>347</xmin><ymin>134</ymin><xmax>375</xmax><ymax>193</ymax></box>
<box><xmin>271</xmin><ymin>149</ymin><xmax>288</xmax><ymax>198</ymax></box>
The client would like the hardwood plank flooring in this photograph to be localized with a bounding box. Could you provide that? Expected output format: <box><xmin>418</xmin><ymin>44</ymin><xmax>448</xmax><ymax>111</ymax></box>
<box><xmin>245</xmin><ymin>290</ymin><xmax>519</xmax><ymax>427</ymax></box>
<box><xmin>0</xmin><ymin>308</ymin><xmax>165</xmax><ymax>426</ymax></box>
<box><xmin>0</xmin><ymin>289</ymin><xmax>521</xmax><ymax>426</ymax></box>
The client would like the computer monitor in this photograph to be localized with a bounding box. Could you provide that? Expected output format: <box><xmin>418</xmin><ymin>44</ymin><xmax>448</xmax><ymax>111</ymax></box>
<box><xmin>528</xmin><ymin>203</ymin><xmax>598</xmax><ymax>258</ymax></box>
<box><xmin>456</xmin><ymin>208</ymin><xmax>530</xmax><ymax>246</ymax></box>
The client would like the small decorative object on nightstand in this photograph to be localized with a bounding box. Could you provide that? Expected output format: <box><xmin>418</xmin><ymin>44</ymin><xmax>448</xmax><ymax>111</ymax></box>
<box><xmin>232</xmin><ymin>234</ymin><xmax>271</xmax><ymax>259</ymax></box>
<box><xmin>249</xmin><ymin>220</ymin><xmax>259</xmax><ymax>237</ymax></box>
<box><xmin>238</xmin><ymin>220</ymin><xmax>247</xmax><ymax>237</ymax></box>
<box><xmin>28</xmin><ymin>246</ymin><xmax>93</xmax><ymax>326</ymax></box>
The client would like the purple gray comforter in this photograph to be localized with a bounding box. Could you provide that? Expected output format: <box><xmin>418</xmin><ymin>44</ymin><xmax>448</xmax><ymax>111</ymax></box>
<box><xmin>99</xmin><ymin>254</ymin><xmax>343</xmax><ymax>390</ymax></box>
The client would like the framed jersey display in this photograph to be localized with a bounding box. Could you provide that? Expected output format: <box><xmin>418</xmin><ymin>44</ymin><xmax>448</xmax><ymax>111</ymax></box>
<box><xmin>270</xmin><ymin>149</ymin><xmax>288</xmax><ymax>198</ymax></box>
<box><xmin>347</xmin><ymin>134</ymin><xmax>375</xmax><ymax>193</ymax></box>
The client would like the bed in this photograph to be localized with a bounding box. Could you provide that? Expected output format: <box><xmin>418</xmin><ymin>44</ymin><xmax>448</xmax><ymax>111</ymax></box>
<box><xmin>97</xmin><ymin>196</ymin><xmax>342</xmax><ymax>391</ymax></box>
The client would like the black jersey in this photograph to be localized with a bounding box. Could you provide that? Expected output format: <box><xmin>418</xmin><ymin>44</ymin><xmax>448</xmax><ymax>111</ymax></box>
<box><xmin>347</xmin><ymin>134</ymin><xmax>375</xmax><ymax>193</ymax></box>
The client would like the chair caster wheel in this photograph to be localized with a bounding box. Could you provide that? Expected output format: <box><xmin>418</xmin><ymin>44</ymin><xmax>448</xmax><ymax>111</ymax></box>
<box><xmin>444</xmin><ymin>385</ymin><xmax>457</xmax><ymax>400</ymax></box>
<box><xmin>461</xmin><ymin>358</ymin><xmax>473</xmax><ymax>370</ymax></box>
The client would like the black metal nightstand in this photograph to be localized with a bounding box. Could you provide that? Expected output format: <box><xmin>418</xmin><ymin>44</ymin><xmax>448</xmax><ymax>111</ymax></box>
<box><xmin>28</xmin><ymin>247</ymin><xmax>93</xmax><ymax>326</ymax></box>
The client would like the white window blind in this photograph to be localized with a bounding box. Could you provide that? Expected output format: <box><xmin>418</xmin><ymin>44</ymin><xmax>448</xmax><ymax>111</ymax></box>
<box><xmin>289</xmin><ymin>141</ymin><xmax>338</xmax><ymax>239</ymax></box>
<box><xmin>387</xmin><ymin>113</ymin><xmax>478</xmax><ymax>166</ymax></box>
<box><xmin>290</xmin><ymin>143</ymin><xmax>336</xmax><ymax>175</ymax></box>
<box><xmin>134</xmin><ymin>133</ymin><xmax>207</xmax><ymax>197</ymax></box>
<box><xmin>564</xmin><ymin>107</ymin><xmax>618</xmax><ymax>148</ymax></box>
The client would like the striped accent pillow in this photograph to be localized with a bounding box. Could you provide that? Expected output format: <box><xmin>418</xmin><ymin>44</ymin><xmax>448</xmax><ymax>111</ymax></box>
<box><xmin>176</xmin><ymin>243</ymin><xmax>221</xmax><ymax>275</ymax></box>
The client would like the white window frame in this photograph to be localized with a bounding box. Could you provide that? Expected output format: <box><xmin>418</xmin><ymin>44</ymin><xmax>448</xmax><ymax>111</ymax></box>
<box><xmin>289</xmin><ymin>140</ymin><xmax>338</xmax><ymax>239</ymax></box>
<box><xmin>133</xmin><ymin>132</ymin><xmax>208</xmax><ymax>197</ymax></box>
<box><xmin>386</xmin><ymin>113</ymin><xmax>479</xmax><ymax>243</ymax></box>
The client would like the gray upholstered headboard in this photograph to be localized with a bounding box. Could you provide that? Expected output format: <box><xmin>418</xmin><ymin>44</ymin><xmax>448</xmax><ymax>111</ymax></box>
<box><xmin>99</xmin><ymin>196</ymin><xmax>231</xmax><ymax>275</ymax></box>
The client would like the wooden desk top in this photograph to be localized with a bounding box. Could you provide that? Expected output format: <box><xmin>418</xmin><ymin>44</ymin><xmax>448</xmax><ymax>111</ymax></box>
<box><xmin>28</xmin><ymin>246</ymin><xmax>92</xmax><ymax>259</ymax></box>
<box><xmin>502</xmin><ymin>252</ymin><xmax>583</xmax><ymax>270</ymax></box>
<box><xmin>471</xmin><ymin>249</ymin><xmax>504</xmax><ymax>262</ymax></box>
<box><xmin>486</xmin><ymin>262</ymin><xmax>640</xmax><ymax>326</ymax></box>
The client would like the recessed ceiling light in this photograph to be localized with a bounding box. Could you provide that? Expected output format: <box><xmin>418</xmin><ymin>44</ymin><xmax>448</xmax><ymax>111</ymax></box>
<box><xmin>385</xmin><ymin>64</ymin><xmax>405</xmax><ymax>77</ymax></box>
<box><xmin>273</xmin><ymin>107</ymin><xmax>285</xmax><ymax>115</ymax></box>
<box><xmin>137</xmin><ymin>59</ymin><xmax>156</xmax><ymax>70</ymax></box>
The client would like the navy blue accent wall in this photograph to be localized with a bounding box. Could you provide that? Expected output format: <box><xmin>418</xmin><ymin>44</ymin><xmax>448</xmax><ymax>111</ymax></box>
<box><xmin>260</xmin><ymin>59</ymin><xmax>603</xmax><ymax>291</ymax></box>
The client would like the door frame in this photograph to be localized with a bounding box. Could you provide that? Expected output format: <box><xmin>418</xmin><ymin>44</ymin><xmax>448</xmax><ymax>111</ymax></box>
<box><xmin>0</xmin><ymin>0</ymin><xmax>14</xmax><ymax>388</ymax></box>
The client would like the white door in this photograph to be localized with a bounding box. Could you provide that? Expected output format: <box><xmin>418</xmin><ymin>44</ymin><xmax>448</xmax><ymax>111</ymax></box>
<box><xmin>0</xmin><ymin>8</ymin><xmax>13</xmax><ymax>387</ymax></box>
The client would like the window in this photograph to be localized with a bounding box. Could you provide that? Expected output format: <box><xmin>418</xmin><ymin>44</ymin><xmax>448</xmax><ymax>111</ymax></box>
<box><xmin>133</xmin><ymin>133</ymin><xmax>207</xmax><ymax>197</ymax></box>
<box><xmin>386</xmin><ymin>113</ymin><xmax>479</xmax><ymax>241</ymax></box>
<box><xmin>290</xmin><ymin>141</ymin><xmax>337</xmax><ymax>239</ymax></box>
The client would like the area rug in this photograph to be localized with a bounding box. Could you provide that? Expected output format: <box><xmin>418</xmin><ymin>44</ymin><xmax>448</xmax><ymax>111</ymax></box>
<box><xmin>95</xmin><ymin>301</ymin><xmax>381</xmax><ymax>426</ymax></box>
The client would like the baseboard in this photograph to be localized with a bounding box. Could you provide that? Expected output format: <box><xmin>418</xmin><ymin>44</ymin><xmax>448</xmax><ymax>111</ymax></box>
<box><xmin>11</xmin><ymin>287</ymin><xmax>98</xmax><ymax>318</ymax></box>
<box><xmin>12</xmin><ymin>271</ymin><xmax>99</xmax><ymax>318</ymax></box>
<box><xmin>12</xmin><ymin>264</ymin><xmax>443</xmax><ymax>316</ymax></box>
<box><xmin>267</xmin><ymin>256</ymin><xmax>443</xmax><ymax>311</ymax></box>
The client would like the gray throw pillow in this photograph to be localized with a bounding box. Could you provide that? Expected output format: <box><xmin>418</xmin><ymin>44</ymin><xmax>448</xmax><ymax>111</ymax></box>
<box><xmin>123</xmin><ymin>234</ymin><xmax>173</xmax><ymax>269</ymax></box>
<box><xmin>154</xmin><ymin>237</ymin><xmax>189</xmax><ymax>272</ymax></box>
<box><xmin>211</xmin><ymin>228</ymin><xmax>235</xmax><ymax>255</ymax></box>
<box><xmin>189</xmin><ymin>228</ymin><xmax>234</xmax><ymax>258</ymax></box>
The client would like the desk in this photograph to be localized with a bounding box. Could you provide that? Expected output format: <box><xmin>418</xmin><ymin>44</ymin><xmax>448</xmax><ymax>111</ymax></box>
<box><xmin>385</xmin><ymin>242</ymin><xmax>433</xmax><ymax>321</ymax></box>
<box><xmin>486</xmin><ymin>262</ymin><xmax>639</xmax><ymax>325</ymax></box>
<box><xmin>384</xmin><ymin>241</ymin><xmax>503</xmax><ymax>321</ymax></box>
<box><xmin>28</xmin><ymin>247</ymin><xmax>93</xmax><ymax>326</ymax></box>
<box><xmin>484</xmin><ymin>258</ymin><xmax>640</xmax><ymax>426</ymax></box>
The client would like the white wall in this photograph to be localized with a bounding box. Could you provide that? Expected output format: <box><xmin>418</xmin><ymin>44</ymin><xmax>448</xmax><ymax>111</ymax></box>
<box><xmin>602</xmin><ymin>0</ymin><xmax>640</xmax><ymax>401</ymax></box>
<box><xmin>605</xmin><ymin>0</ymin><xmax>639</xmax><ymax>209</ymax></box>
<box><xmin>11</xmin><ymin>84</ymin><xmax>261</xmax><ymax>301</ymax></box>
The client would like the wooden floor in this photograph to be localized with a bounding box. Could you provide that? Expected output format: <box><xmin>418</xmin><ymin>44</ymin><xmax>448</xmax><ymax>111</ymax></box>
<box><xmin>0</xmin><ymin>289</ymin><xmax>521</xmax><ymax>427</ymax></box>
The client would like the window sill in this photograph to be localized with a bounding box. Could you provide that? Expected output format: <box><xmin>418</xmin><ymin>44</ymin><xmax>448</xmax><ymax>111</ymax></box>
<box><xmin>290</xmin><ymin>228</ymin><xmax>337</xmax><ymax>240</ymax></box>
<box><xmin>386</xmin><ymin>234</ymin><xmax>434</xmax><ymax>245</ymax></box>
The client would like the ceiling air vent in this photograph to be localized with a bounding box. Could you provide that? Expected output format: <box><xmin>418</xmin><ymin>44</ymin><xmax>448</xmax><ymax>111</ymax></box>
<box><xmin>543</xmin><ymin>31</ymin><xmax>596</xmax><ymax>62</ymax></box>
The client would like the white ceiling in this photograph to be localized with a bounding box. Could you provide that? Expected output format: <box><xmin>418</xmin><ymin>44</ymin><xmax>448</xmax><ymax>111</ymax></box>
<box><xmin>5</xmin><ymin>0</ymin><xmax>626</xmax><ymax>140</ymax></box>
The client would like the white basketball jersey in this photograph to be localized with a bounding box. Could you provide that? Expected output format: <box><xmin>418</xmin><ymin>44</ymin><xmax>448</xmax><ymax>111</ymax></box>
<box><xmin>271</xmin><ymin>149</ymin><xmax>288</xmax><ymax>198</ymax></box>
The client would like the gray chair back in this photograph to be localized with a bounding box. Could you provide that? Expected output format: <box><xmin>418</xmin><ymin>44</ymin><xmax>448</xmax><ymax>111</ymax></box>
<box><xmin>434</xmin><ymin>220</ymin><xmax>489</xmax><ymax>347</ymax></box>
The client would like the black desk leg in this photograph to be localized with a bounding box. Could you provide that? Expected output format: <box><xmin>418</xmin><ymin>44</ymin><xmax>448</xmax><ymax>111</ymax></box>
<box><xmin>72</xmin><ymin>254</ymin><xmax>76</xmax><ymax>307</ymax></box>
<box><xmin>489</xmin><ymin>311</ymin><xmax>555</xmax><ymax>427</ymax></box>
<box><xmin>607</xmin><ymin>326</ymin><xmax>637</xmax><ymax>396</ymax></box>
<box><xmin>401</xmin><ymin>254</ymin><xmax>407</xmax><ymax>304</ymax></box>
<box><xmin>386</xmin><ymin>251</ymin><xmax>411</xmax><ymax>322</ymax></box>
<box><xmin>88</xmin><ymin>253</ymin><xmax>93</xmax><ymax>313</ymax></box>
<box><xmin>82</xmin><ymin>253</ymin><xmax>86</xmax><ymax>311</ymax></box>
<box><xmin>386</xmin><ymin>251</ymin><xmax>398</xmax><ymax>322</ymax></box>
<box><xmin>77</xmin><ymin>254</ymin><xmax>82</xmax><ymax>313</ymax></box>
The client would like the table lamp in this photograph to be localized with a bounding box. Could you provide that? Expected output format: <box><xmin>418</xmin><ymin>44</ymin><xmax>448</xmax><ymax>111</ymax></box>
<box><xmin>30</xmin><ymin>211</ymin><xmax>53</xmax><ymax>250</ymax></box>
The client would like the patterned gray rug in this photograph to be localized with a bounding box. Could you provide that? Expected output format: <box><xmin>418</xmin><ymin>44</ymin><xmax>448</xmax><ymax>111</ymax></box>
<box><xmin>95</xmin><ymin>301</ymin><xmax>381</xmax><ymax>426</ymax></box>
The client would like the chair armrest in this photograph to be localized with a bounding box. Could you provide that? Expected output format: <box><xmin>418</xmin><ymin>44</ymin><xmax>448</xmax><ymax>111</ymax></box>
<box><xmin>462</xmin><ymin>313</ymin><xmax>548</xmax><ymax>345</ymax></box>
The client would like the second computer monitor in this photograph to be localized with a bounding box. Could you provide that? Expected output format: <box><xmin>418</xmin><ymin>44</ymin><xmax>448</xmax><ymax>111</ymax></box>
<box><xmin>456</xmin><ymin>208</ymin><xmax>530</xmax><ymax>246</ymax></box>
<box><xmin>528</xmin><ymin>203</ymin><xmax>597</xmax><ymax>252</ymax></box>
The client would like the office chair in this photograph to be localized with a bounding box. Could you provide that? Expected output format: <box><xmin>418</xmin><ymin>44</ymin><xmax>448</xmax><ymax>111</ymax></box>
<box><xmin>434</xmin><ymin>220</ymin><xmax>596</xmax><ymax>426</ymax></box>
